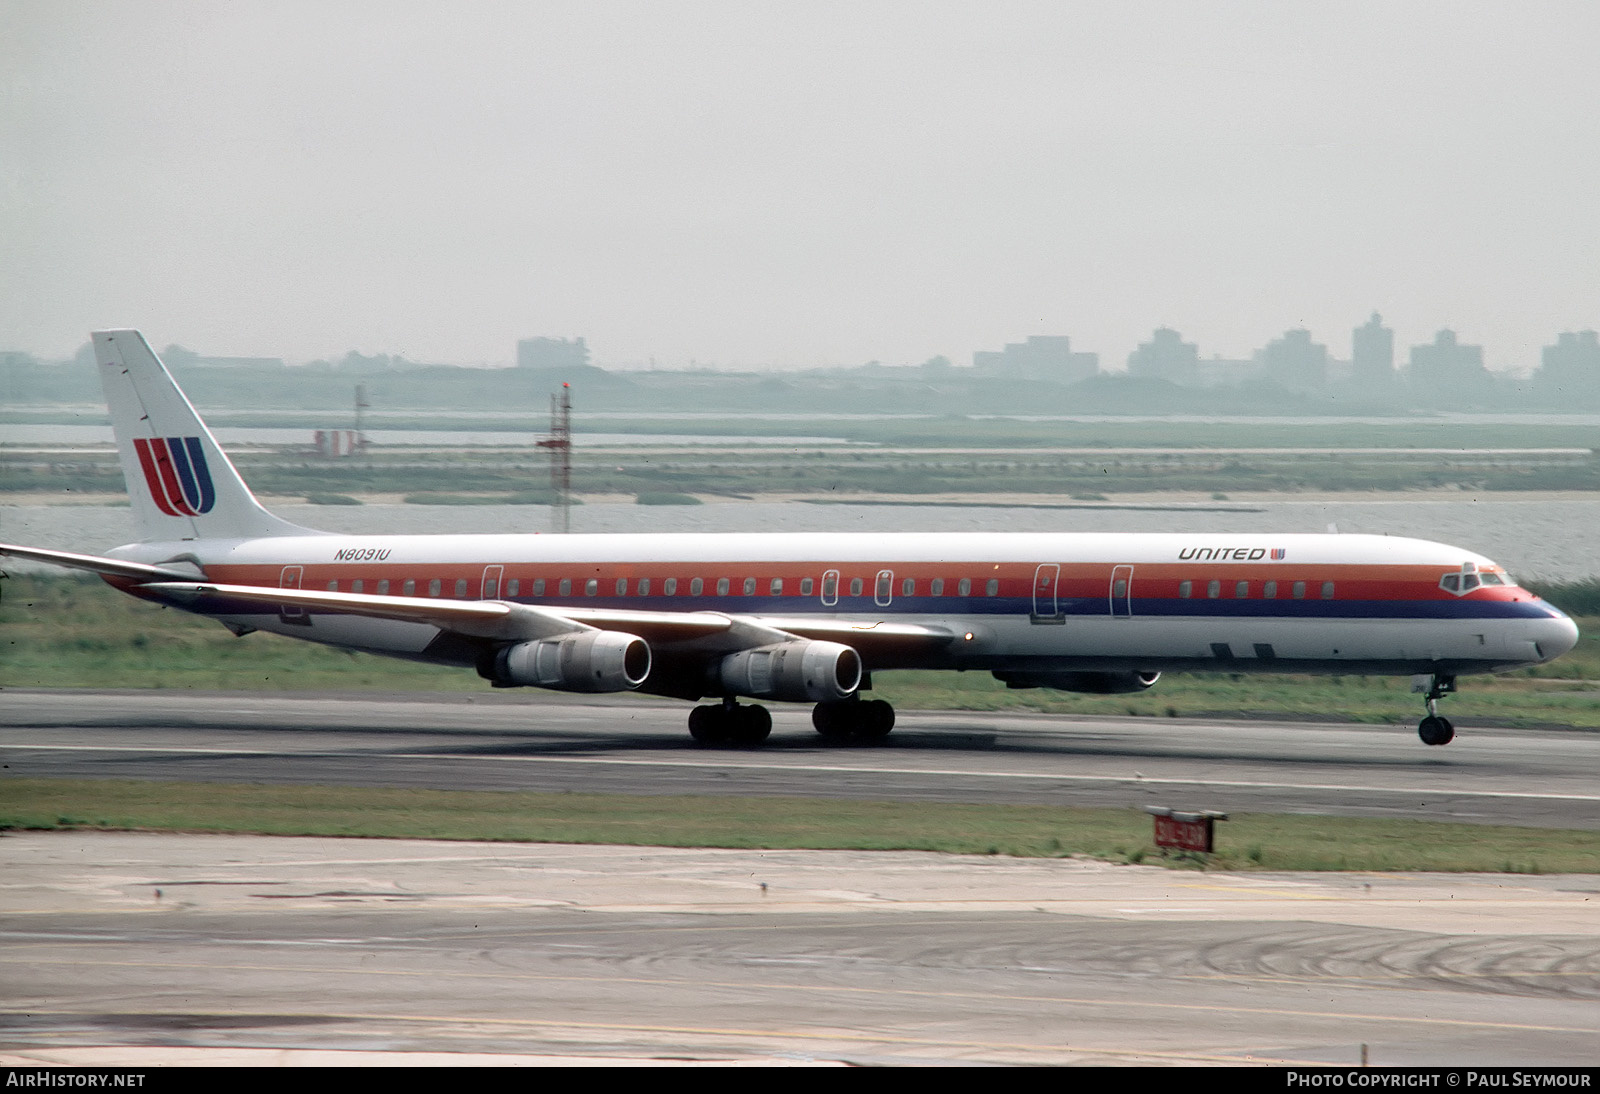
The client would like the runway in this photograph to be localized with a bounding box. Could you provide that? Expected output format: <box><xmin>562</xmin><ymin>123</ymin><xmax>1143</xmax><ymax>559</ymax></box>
<box><xmin>5</xmin><ymin>692</ymin><xmax>1600</xmax><ymax>1065</ymax></box>
<box><xmin>3</xmin><ymin>833</ymin><xmax>1600</xmax><ymax>1067</ymax></box>
<box><xmin>4</xmin><ymin>689</ymin><xmax>1600</xmax><ymax>828</ymax></box>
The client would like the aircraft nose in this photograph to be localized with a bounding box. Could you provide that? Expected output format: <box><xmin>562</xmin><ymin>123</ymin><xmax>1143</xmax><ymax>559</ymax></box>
<box><xmin>1536</xmin><ymin>612</ymin><xmax>1580</xmax><ymax>662</ymax></box>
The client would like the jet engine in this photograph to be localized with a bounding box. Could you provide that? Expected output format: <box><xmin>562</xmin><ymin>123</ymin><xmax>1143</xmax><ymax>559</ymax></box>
<box><xmin>494</xmin><ymin>631</ymin><xmax>651</xmax><ymax>692</ymax></box>
<box><xmin>992</xmin><ymin>669</ymin><xmax>1161</xmax><ymax>694</ymax></box>
<box><xmin>717</xmin><ymin>640</ymin><xmax>862</xmax><ymax>703</ymax></box>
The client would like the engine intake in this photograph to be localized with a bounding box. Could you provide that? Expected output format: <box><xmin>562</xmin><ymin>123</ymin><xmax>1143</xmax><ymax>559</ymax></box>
<box><xmin>495</xmin><ymin>630</ymin><xmax>651</xmax><ymax>692</ymax></box>
<box><xmin>993</xmin><ymin>670</ymin><xmax>1160</xmax><ymax>694</ymax></box>
<box><xmin>717</xmin><ymin>640</ymin><xmax>862</xmax><ymax>702</ymax></box>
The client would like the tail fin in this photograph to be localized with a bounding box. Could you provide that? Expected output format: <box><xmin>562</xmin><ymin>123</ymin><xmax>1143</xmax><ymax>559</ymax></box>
<box><xmin>95</xmin><ymin>330</ymin><xmax>307</xmax><ymax>542</ymax></box>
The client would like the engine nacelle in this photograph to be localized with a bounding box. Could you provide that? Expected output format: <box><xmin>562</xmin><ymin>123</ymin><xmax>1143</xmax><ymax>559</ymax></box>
<box><xmin>494</xmin><ymin>630</ymin><xmax>652</xmax><ymax>693</ymax></box>
<box><xmin>717</xmin><ymin>640</ymin><xmax>862</xmax><ymax>703</ymax></box>
<box><xmin>993</xmin><ymin>669</ymin><xmax>1161</xmax><ymax>694</ymax></box>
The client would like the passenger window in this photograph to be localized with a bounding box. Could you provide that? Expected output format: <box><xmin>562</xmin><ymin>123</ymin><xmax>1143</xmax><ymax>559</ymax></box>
<box><xmin>1263</xmin><ymin>581</ymin><xmax>1276</xmax><ymax>599</ymax></box>
<box><xmin>931</xmin><ymin>578</ymin><xmax>944</xmax><ymax>596</ymax></box>
<box><xmin>1179</xmin><ymin>580</ymin><xmax>1192</xmax><ymax>599</ymax></box>
<box><xmin>352</xmin><ymin>580</ymin><xmax>363</xmax><ymax>594</ymax></box>
<box><xmin>850</xmin><ymin>577</ymin><xmax>864</xmax><ymax>596</ymax></box>
<box><xmin>403</xmin><ymin>579</ymin><xmax>415</xmax><ymax>596</ymax></box>
<box><xmin>770</xmin><ymin>578</ymin><xmax>783</xmax><ymax>595</ymax></box>
<box><xmin>690</xmin><ymin>578</ymin><xmax>703</xmax><ymax>595</ymax></box>
<box><xmin>1292</xmin><ymin>581</ymin><xmax>1306</xmax><ymax>599</ymax></box>
<box><xmin>429</xmin><ymin>579</ymin><xmax>442</xmax><ymax>597</ymax></box>
<box><xmin>717</xmin><ymin>578</ymin><xmax>730</xmax><ymax>596</ymax></box>
<box><xmin>533</xmin><ymin>579</ymin><xmax>545</xmax><ymax>596</ymax></box>
<box><xmin>986</xmin><ymin>579</ymin><xmax>999</xmax><ymax>596</ymax></box>
<box><xmin>801</xmin><ymin>577</ymin><xmax>814</xmax><ymax>596</ymax></box>
<box><xmin>1235</xmin><ymin>581</ymin><xmax>1248</xmax><ymax>598</ymax></box>
<box><xmin>821</xmin><ymin>574</ymin><xmax>835</xmax><ymax>599</ymax></box>
<box><xmin>1114</xmin><ymin>579</ymin><xmax>1127</xmax><ymax>598</ymax></box>
<box><xmin>958</xmin><ymin>578</ymin><xmax>971</xmax><ymax>596</ymax></box>
<box><xmin>585</xmin><ymin>579</ymin><xmax>597</xmax><ymax>596</ymax></box>
<box><xmin>639</xmin><ymin>578</ymin><xmax>650</xmax><ymax>595</ymax></box>
<box><xmin>455</xmin><ymin>579</ymin><xmax>468</xmax><ymax>597</ymax></box>
<box><xmin>327</xmin><ymin>580</ymin><xmax>338</xmax><ymax>591</ymax></box>
<box><xmin>665</xmin><ymin>577</ymin><xmax>678</xmax><ymax>595</ymax></box>
<box><xmin>902</xmin><ymin>578</ymin><xmax>914</xmax><ymax>596</ymax></box>
<box><xmin>876</xmin><ymin>573</ymin><xmax>891</xmax><ymax>600</ymax></box>
<box><xmin>616</xmin><ymin>578</ymin><xmax>627</xmax><ymax>595</ymax></box>
<box><xmin>559</xmin><ymin>578</ymin><xmax>571</xmax><ymax>596</ymax></box>
<box><xmin>377</xmin><ymin>579</ymin><xmax>389</xmax><ymax>595</ymax></box>
<box><xmin>1207</xmin><ymin>580</ymin><xmax>1221</xmax><ymax>599</ymax></box>
<box><xmin>507</xmin><ymin>579</ymin><xmax>519</xmax><ymax>597</ymax></box>
<box><xmin>743</xmin><ymin>578</ymin><xmax>756</xmax><ymax>595</ymax></box>
<box><xmin>1321</xmin><ymin>581</ymin><xmax>1335</xmax><ymax>599</ymax></box>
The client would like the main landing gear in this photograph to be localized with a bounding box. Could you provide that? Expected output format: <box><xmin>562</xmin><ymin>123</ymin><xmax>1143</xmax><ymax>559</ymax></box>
<box><xmin>688</xmin><ymin>698</ymin><xmax>772</xmax><ymax>747</ymax></box>
<box><xmin>685</xmin><ymin>696</ymin><xmax>898</xmax><ymax>747</ymax></box>
<box><xmin>1415</xmin><ymin>674</ymin><xmax>1457</xmax><ymax>746</ymax></box>
<box><xmin>812</xmin><ymin>697</ymin><xmax>895</xmax><ymax>744</ymax></box>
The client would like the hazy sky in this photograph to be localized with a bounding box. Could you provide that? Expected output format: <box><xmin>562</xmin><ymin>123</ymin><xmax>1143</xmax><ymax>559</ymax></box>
<box><xmin>3</xmin><ymin>1</ymin><xmax>1597</xmax><ymax>370</ymax></box>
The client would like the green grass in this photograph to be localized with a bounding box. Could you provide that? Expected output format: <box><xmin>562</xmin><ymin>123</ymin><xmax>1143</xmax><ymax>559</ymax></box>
<box><xmin>5</xmin><ymin>779</ymin><xmax>1599</xmax><ymax>872</ymax></box>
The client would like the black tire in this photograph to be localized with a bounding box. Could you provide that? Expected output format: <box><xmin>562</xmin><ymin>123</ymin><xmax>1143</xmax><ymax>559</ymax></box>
<box><xmin>1418</xmin><ymin>715</ymin><xmax>1455</xmax><ymax>746</ymax></box>
<box><xmin>858</xmin><ymin>699</ymin><xmax>895</xmax><ymax>741</ymax></box>
<box><xmin>812</xmin><ymin>702</ymin><xmax>852</xmax><ymax>741</ymax></box>
<box><xmin>732</xmin><ymin>704</ymin><xmax>772</xmax><ymax>746</ymax></box>
<box><xmin>688</xmin><ymin>705</ymin><xmax>726</xmax><ymax>744</ymax></box>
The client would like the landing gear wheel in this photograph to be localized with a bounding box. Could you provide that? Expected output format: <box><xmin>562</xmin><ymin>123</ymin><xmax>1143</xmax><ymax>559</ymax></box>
<box><xmin>1418</xmin><ymin>715</ymin><xmax>1455</xmax><ymax>746</ymax></box>
<box><xmin>812</xmin><ymin>699</ymin><xmax>895</xmax><ymax>744</ymax></box>
<box><xmin>730</xmin><ymin>704</ymin><xmax>772</xmax><ymax>746</ymax></box>
<box><xmin>688</xmin><ymin>704</ymin><xmax>726</xmax><ymax>745</ymax></box>
<box><xmin>689</xmin><ymin>702</ymin><xmax>771</xmax><ymax>747</ymax></box>
<box><xmin>858</xmin><ymin>699</ymin><xmax>895</xmax><ymax>740</ymax></box>
<box><xmin>1414</xmin><ymin>674</ymin><xmax>1458</xmax><ymax>746</ymax></box>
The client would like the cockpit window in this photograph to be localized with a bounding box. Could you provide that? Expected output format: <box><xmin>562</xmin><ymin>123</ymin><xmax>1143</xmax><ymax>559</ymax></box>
<box><xmin>1441</xmin><ymin>563</ymin><xmax>1506</xmax><ymax>596</ymax></box>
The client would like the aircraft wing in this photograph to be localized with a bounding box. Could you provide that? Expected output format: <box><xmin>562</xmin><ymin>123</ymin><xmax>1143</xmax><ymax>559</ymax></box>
<box><xmin>146</xmin><ymin>585</ymin><xmax>952</xmax><ymax>660</ymax></box>
<box><xmin>140</xmin><ymin>581</ymin><xmax>736</xmax><ymax>643</ymax></box>
<box><xmin>0</xmin><ymin>542</ymin><xmax>202</xmax><ymax>583</ymax></box>
<box><xmin>7</xmin><ymin>541</ymin><xmax>954</xmax><ymax>660</ymax></box>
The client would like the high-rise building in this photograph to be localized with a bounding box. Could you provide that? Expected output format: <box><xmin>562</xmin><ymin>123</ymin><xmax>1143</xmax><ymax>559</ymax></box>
<box><xmin>1126</xmin><ymin>328</ymin><xmax>1199</xmax><ymax>385</ymax></box>
<box><xmin>1408</xmin><ymin>330</ymin><xmax>1488</xmax><ymax>388</ymax></box>
<box><xmin>1351</xmin><ymin>312</ymin><xmax>1394</xmax><ymax>384</ymax></box>
<box><xmin>1537</xmin><ymin>330</ymin><xmax>1600</xmax><ymax>396</ymax></box>
<box><xmin>1256</xmin><ymin>329</ymin><xmax>1328</xmax><ymax>389</ymax></box>
<box><xmin>518</xmin><ymin>337</ymin><xmax>590</xmax><ymax>371</ymax></box>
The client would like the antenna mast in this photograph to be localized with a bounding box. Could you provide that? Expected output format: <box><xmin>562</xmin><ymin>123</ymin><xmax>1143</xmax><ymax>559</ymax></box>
<box><xmin>537</xmin><ymin>383</ymin><xmax>572</xmax><ymax>533</ymax></box>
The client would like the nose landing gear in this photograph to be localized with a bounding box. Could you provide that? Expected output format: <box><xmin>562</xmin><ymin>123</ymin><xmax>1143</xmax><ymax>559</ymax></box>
<box><xmin>1414</xmin><ymin>674</ymin><xmax>1456</xmax><ymax>746</ymax></box>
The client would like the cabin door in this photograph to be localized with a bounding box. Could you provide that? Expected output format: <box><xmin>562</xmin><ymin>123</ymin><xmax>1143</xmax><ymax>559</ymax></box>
<box><xmin>278</xmin><ymin>565</ymin><xmax>309</xmax><ymax>625</ymax></box>
<box><xmin>1030</xmin><ymin>563</ymin><xmax>1063</xmax><ymax>624</ymax></box>
<box><xmin>481</xmin><ymin>565</ymin><xmax>504</xmax><ymax>599</ymax></box>
<box><xmin>1110</xmin><ymin>565</ymin><xmax>1134</xmax><ymax>618</ymax></box>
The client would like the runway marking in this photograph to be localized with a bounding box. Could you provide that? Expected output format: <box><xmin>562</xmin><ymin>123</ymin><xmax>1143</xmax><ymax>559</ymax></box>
<box><xmin>5</xmin><ymin>956</ymin><xmax>1597</xmax><ymax>1036</ymax></box>
<box><xmin>8</xmin><ymin>742</ymin><xmax>1600</xmax><ymax>804</ymax></box>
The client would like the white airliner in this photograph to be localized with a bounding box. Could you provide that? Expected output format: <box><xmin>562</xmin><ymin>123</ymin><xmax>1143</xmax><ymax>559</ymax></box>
<box><xmin>1</xmin><ymin>331</ymin><xmax>1580</xmax><ymax>747</ymax></box>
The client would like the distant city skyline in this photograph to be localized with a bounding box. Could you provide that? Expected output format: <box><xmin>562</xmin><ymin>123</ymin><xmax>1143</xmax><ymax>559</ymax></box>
<box><xmin>4</xmin><ymin>3</ymin><xmax>1597</xmax><ymax>371</ymax></box>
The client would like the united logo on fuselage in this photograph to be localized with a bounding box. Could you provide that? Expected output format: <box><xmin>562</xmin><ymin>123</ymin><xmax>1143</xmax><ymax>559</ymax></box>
<box><xmin>133</xmin><ymin>436</ymin><xmax>216</xmax><ymax>516</ymax></box>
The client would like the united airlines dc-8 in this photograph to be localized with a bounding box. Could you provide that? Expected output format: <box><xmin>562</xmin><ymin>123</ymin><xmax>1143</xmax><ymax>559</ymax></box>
<box><xmin>1</xmin><ymin>331</ymin><xmax>1579</xmax><ymax>746</ymax></box>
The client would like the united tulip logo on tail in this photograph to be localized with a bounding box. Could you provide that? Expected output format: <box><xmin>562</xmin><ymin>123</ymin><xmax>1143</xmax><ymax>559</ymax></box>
<box><xmin>134</xmin><ymin>437</ymin><xmax>216</xmax><ymax>516</ymax></box>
